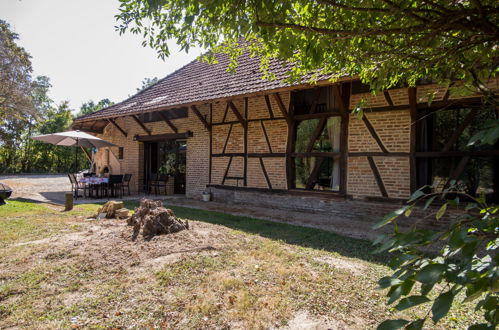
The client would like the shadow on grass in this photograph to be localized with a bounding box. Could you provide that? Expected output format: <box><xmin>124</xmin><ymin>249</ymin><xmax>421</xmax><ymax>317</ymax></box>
<box><xmin>161</xmin><ymin>203</ymin><xmax>389</xmax><ymax>265</ymax></box>
<box><xmin>7</xmin><ymin>198</ymin><xmax>389</xmax><ymax>265</ymax></box>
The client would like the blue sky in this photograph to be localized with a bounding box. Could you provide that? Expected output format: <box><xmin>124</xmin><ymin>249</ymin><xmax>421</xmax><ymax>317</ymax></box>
<box><xmin>2</xmin><ymin>0</ymin><xmax>202</xmax><ymax>111</ymax></box>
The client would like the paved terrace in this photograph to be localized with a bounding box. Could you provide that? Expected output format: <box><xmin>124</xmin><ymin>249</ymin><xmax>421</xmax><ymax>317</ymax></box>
<box><xmin>0</xmin><ymin>174</ymin><xmax>396</xmax><ymax>241</ymax></box>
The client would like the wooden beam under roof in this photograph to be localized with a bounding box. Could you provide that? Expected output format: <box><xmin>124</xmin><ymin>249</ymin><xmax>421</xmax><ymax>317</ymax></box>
<box><xmin>107</xmin><ymin>118</ymin><xmax>127</xmax><ymax>137</ymax></box>
<box><xmin>134</xmin><ymin>131</ymin><xmax>193</xmax><ymax>142</ymax></box>
<box><xmin>131</xmin><ymin>115</ymin><xmax>151</xmax><ymax>135</ymax></box>
<box><xmin>157</xmin><ymin>111</ymin><xmax>178</xmax><ymax>133</ymax></box>
<box><xmin>272</xmin><ymin>93</ymin><xmax>290</xmax><ymax>123</ymax></box>
<box><xmin>227</xmin><ymin>100</ymin><xmax>247</xmax><ymax>128</ymax></box>
<box><xmin>190</xmin><ymin>105</ymin><xmax>210</xmax><ymax>131</ymax></box>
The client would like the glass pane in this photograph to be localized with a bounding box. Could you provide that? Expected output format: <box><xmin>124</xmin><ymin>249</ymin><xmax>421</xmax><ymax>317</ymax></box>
<box><xmin>295</xmin><ymin>119</ymin><xmax>319</xmax><ymax>153</ymax></box>
<box><xmin>431</xmin><ymin>157</ymin><xmax>495</xmax><ymax>197</ymax></box>
<box><xmin>295</xmin><ymin>117</ymin><xmax>341</xmax><ymax>153</ymax></box>
<box><xmin>432</xmin><ymin>107</ymin><xmax>495</xmax><ymax>152</ymax></box>
<box><xmin>294</xmin><ymin>157</ymin><xmax>339</xmax><ymax>191</ymax></box>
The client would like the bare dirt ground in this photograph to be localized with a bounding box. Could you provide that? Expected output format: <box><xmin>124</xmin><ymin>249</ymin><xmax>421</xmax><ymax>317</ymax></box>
<box><xmin>1</xmin><ymin>174</ymin><xmax>391</xmax><ymax>241</ymax></box>
<box><xmin>1</xmin><ymin>203</ymin><xmax>388</xmax><ymax>329</ymax></box>
<box><xmin>1</xmin><ymin>199</ymin><xmax>480</xmax><ymax>328</ymax></box>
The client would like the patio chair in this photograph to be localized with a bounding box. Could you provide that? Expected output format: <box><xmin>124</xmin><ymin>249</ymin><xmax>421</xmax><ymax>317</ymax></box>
<box><xmin>121</xmin><ymin>174</ymin><xmax>132</xmax><ymax>196</ymax></box>
<box><xmin>150</xmin><ymin>174</ymin><xmax>169</xmax><ymax>195</ymax></box>
<box><xmin>142</xmin><ymin>173</ymin><xmax>157</xmax><ymax>195</ymax></box>
<box><xmin>68</xmin><ymin>173</ymin><xmax>89</xmax><ymax>199</ymax></box>
<box><xmin>107</xmin><ymin>174</ymin><xmax>124</xmax><ymax>198</ymax></box>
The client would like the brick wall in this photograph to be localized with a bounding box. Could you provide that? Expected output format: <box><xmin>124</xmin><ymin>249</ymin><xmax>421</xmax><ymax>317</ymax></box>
<box><xmin>347</xmin><ymin>110</ymin><xmax>411</xmax><ymax>199</ymax></box>
<box><xmin>91</xmin><ymin>78</ymin><xmax>497</xmax><ymax>201</ymax></box>
<box><xmin>210</xmin><ymin>92</ymin><xmax>289</xmax><ymax>189</ymax></box>
<box><xmin>95</xmin><ymin>104</ymin><xmax>210</xmax><ymax>198</ymax></box>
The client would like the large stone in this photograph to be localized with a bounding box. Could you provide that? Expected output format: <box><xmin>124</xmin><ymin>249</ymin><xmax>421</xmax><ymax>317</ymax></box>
<box><xmin>95</xmin><ymin>201</ymin><xmax>125</xmax><ymax>219</ymax></box>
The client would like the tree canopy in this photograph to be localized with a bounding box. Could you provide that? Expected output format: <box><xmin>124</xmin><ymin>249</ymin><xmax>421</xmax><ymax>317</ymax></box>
<box><xmin>0</xmin><ymin>20</ymin><xmax>34</xmax><ymax>120</ymax></box>
<box><xmin>116</xmin><ymin>0</ymin><xmax>498</xmax><ymax>93</ymax></box>
<box><xmin>136</xmin><ymin>76</ymin><xmax>159</xmax><ymax>92</ymax></box>
<box><xmin>114</xmin><ymin>1</ymin><xmax>499</xmax><ymax>329</ymax></box>
<box><xmin>77</xmin><ymin>99</ymin><xmax>114</xmax><ymax>118</ymax></box>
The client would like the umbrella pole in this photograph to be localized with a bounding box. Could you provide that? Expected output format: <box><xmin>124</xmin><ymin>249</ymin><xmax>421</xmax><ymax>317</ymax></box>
<box><xmin>75</xmin><ymin>138</ymin><xmax>78</xmax><ymax>173</ymax></box>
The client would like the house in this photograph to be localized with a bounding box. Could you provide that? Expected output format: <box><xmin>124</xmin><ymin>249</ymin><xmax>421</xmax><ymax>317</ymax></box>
<box><xmin>72</xmin><ymin>52</ymin><xmax>499</xmax><ymax>218</ymax></box>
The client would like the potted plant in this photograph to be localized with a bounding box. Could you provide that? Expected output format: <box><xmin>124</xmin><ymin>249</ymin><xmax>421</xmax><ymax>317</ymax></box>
<box><xmin>201</xmin><ymin>190</ymin><xmax>211</xmax><ymax>202</ymax></box>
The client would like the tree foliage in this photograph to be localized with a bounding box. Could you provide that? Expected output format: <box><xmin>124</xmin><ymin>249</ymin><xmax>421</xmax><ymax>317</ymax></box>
<box><xmin>374</xmin><ymin>181</ymin><xmax>498</xmax><ymax>329</ymax></box>
<box><xmin>116</xmin><ymin>0</ymin><xmax>498</xmax><ymax>93</ymax></box>
<box><xmin>0</xmin><ymin>20</ymin><xmax>34</xmax><ymax>120</ymax></box>
<box><xmin>136</xmin><ymin>76</ymin><xmax>159</xmax><ymax>92</ymax></box>
<box><xmin>113</xmin><ymin>1</ymin><xmax>499</xmax><ymax>328</ymax></box>
<box><xmin>77</xmin><ymin>98</ymin><xmax>114</xmax><ymax>117</ymax></box>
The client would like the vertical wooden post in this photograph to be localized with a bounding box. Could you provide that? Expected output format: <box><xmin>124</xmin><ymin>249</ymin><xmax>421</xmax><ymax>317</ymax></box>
<box><xmin>65</xmin><ymin>192</ymin><xmax>74</xmax><ymax>211</ymax></box>
<box><xmin>243</xmin><ymin>97</ymin><xmax>248</xmax><ymax>187</ymax></box>
<box><xmin>209</xmin><ymin>103</ymin><xmax>213</xmax><ymax>185</ymax></box>
<box><xmin>339</xmin><ymin>82</ymin><xmax>351</xmax><ymax>196</ymax></box>
<box><xmin>286</xmin><ymin>93</ymin><xmax>296</xmax><ymax>189</ymax></box>
<box><xmin>408</xmin><ymin>87</ymin><xmax>418</xmax><ymax>193</ymax></box>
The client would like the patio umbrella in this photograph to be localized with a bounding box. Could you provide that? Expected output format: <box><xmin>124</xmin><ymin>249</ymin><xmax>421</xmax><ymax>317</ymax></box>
<box><xmin>31</xmin><ymin>130</ymin><xmax>116</xmax><ymax>172</ymax></box>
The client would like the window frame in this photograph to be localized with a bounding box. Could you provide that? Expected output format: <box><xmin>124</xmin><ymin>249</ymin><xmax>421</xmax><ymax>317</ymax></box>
<box><xmin>287</xmin><ymin>85</ymin><xmax>349</xmax><ymax>194</ymax></box>
<box><xmin>415</xmin><ymin>104</ymin><xmax>499</xmax><ymax>201</ymax></box>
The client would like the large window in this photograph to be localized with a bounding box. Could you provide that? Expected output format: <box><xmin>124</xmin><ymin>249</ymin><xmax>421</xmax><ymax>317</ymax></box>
<box><xmin>290</xmin><ymin>86</ymin><xmax>344</xmax><ymax>192</ymax></box>
<box><xmin>417</xmin><ymin>106</ymin><xmax>498</xmax><ymax>201</ymax></box>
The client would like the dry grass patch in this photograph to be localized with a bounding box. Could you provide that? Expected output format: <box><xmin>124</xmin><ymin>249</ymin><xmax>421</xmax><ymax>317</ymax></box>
<box><xmin>0</xmin><ymin>200</ymin><xmax>483</xmax><ymax>329</ymax></box>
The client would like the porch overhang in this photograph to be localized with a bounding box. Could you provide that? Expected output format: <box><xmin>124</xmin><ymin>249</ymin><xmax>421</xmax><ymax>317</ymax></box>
<box><xmin>133</xmin><ymin>131</ymin><xmax>193</xmax><ymax>142</ymax></box>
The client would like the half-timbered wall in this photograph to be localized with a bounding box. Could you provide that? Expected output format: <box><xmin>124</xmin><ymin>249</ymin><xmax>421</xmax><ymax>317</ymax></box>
<box><xmin>94</xmin><ymin>104</ymin><xmax>210</xmax><ymax>198</ymax></box>
<box><xmin>86</xmin><ymin>77</ymin><xmax>498</xmax><ymax>201</ymax></box>
<box><xmin>210</xmin><ymin>92</ymin><xmax>290</xmax><ymax>190</ymax></box>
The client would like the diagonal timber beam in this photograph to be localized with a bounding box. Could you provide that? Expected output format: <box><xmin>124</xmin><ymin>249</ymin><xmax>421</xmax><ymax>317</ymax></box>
<box><xmin>107</xmin><ymin>118</ymin><xmax>127</xmax><ymax>137</ymax></box>
<box><xmin>131</xmin><ymin>115</ymin><xmax>151</xmax><ymax>135</ymax></box>
<box><xmin>259</xmin><ymin>157</ymin><xmax>273</xmax><ymax>189</ymax></box>
<box><xmin>383</xmin><ymin>91</ymin><xmax>394</xmax><ymax>107</ymax></box>
<box><xmin>157</xmin><ymin>111</ymin><xmax>178</xmax><ymax>133</ymax></box>
<box><xmin>361</xmin><ymin>114</ymin><xmax>389</xmax><ymax>153</ymax></box>
<box><xmin>260</xmin><ymin>120</ymin><xmax>273</xmax><ymax>153</ymax></box>
<box><xmin>227</xmin><ymin>101</ymin><xmax>247</xmax><ymax>128</ymax></box>
<box><xmin>441</xmin><ymin>108</ymin><xmax>478</xmax><ymax>152</ymax></box>
<box><xmin>264</xmin><ymin>95</ymin><xmax>274</xmax><ymax>119</ymax></box>
<box><xmin>221</xmin><ymin>156</ymin><xmax>233</xmax><ymax>185</ymax></box>
<box><xmin>191</xmin><ymin>105</ymin><xmax>210</xmax><ymax>131</ymax></box>
<box><xmin>305</xmin><ymin>117</ymin><xmax>328</xmax><ymax>153</ymax></box>
<box><xmin>367</xmin><ymin>156</ymin><xmax>388</xmax><ymax>197</ymax></box>
<box><xmin>272</xmin><ymin>93</ymin><xmax>290</xmax><ymax>124</ymax></box>
<box><xmin>305</xmin><ymin>157</ymin><xmax>326</xmax><ymax>190</ymax></box>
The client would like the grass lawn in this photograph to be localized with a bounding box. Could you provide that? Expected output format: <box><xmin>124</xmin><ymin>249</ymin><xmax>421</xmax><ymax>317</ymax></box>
<box><xmin>0</xmin><ymin>199</ymin><xmax>483</xmax><ymax>329</ymax></box>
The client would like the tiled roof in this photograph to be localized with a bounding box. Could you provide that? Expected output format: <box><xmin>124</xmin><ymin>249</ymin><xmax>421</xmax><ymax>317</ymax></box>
<box><xmin>74</xmin><ymin>52</ymin><xmax>314</xmax><ymax>123</ymax></box>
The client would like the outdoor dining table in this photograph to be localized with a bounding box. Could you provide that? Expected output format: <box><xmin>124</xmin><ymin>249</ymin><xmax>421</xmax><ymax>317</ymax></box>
<box><xmin>79</xmin><ymin>177</ymin><xmax>109</xmax><ymax>198</ymax></box>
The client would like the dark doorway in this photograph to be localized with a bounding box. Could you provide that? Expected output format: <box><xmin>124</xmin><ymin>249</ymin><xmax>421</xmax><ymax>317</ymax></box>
<box><xmin>144</xmin><ymin>140</ymin><xmax>186</xmax><ymax>194</ymax></box>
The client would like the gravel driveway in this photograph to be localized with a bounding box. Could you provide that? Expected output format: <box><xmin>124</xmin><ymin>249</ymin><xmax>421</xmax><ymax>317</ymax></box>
<box><xmin>0</xmin><ymin>174</ymin><xmax>72</xmax><ymax>204</ymax></box>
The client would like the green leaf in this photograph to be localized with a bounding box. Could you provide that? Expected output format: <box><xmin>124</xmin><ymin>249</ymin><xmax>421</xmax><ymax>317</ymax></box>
<box><xmin>423</xmin><ymin>196</ymin><xmax>437</xmax><ymax>210</ymax></box>
<box><xmin>378</xmin><ymin>276</ymin><xmax>401</xmax><ymax>289</ymax></box>
<box><xmin>408</xmin><ymin>189</ymin><xmax>424</xmax><ymax>202</ymax></box>
<box><xmin>421</xmin><ymin>282</ymin><xmax>436</xmax><ymax>296</ymax></box>
<box><xmin>415</xmin><ymin>264</ymin><xmax>445</xmax><ymax>284</ymax></box>
<box><xmin>373</xmin><ymin>206</ymin><xmax>410</xmax><ymax>229</ymax></box>
<box><xmin>395</xmin><ymin>295</ymin><xmax>430</xmax><ymax>311</ymax></box>
<box><xmin>377</xmin><ymin>319</ymin><xmax>409</xmax><ymax>330</ymax></box>
<box><xmin>405</xmin><ymin>319</ymin><xmax>425</xmax><ymax>330</ymax></box>
<box><xmin>436</xmin><ymin>203</ymin><xmax>447</xmax><ymax>220</ymax></box>
<box><xmin>432</xmin><ymin>291</ymin><xmax>454</xmax><ymax>323</ymax></box>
